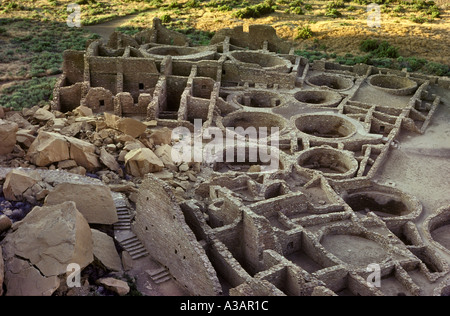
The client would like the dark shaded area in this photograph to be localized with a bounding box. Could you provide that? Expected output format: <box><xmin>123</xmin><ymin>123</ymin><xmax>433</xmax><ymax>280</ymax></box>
<box><xmin>345</xmin><ymin>194</ymin><xmax>408</xmax><ymax>217</ymax></box>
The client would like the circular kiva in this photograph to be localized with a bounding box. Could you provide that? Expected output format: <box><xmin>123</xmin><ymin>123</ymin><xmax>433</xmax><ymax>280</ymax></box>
<box><xmin>146</xmin><ymin>46</ymin><xmax>215</xmax><ymax>60</ymax></box>
<box><xmin>293</xmin><ymin>114</ymin><xmax>357</xmax><ymax>140</ymax></box>
<box><xmin>297</xmin><ymin>147</ymin><xmax>359</xmax><ymax>179</ymax></box>
<box><xmin>368</xmin><ymin>74</ymin><xmax>418</xmax><ymax>95</ymax></box>
<box><xmin>342</xmin><ymin>185</ymin><xmax>422</xmax><ymax>222</ymax></box>
<box><xmin>424</xmin><ymin>206</ymin><xmax>450</xmax><ymax>255</ymax></box>
<box><xmin>229</xmin><ymin>51</ymin><xmax>291</xmax><ymax>72</ymax></box>
<box><xmin>231</xmin><ymin>91</ymin><xmax>285</xmax><ymax>108</ymax></box>
<box><xmin>220</xmin><ymin>111</ymin><xmax>287</xmax><ymax>139</ymax></box>
<box><xmin>306</xmin><ymin>74</ymin><xmax>354</xmax><ymax>91</ymax></box>
<box><xmin>294</xmin><ymin>90</ymin><xmax>343</xmax><ymax>107</ymax></box>
<box><xmin>320</xmin><ymin>233</ymin><xmax>390</xmax><ymax>268</ymax></box>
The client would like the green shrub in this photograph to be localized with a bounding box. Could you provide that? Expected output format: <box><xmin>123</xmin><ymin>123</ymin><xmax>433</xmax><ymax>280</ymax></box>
<box><xmin>327</xmin><ymin>0</ymin><xmax>346</xmax><ymax>9</ymax></box>
<box><xmin>169</xmin><ymin>27</ymin><xmax>215</xmax><ymax>46</ymax></box>
<box><xmin>409</xmin><ymin>14</ymin><xmax>427</xmax><ymax>23</ymax></box>
<box><xmin>360</xmin><ymin>39</ymin><xmax>399</xmax><ymax>58</ymax></box>
<box><xmin>361</xmin><ymin>39</ymin><xmax>380</xmax><ymax>52</ymax></box>
<box><xmin>205</xmin><ymin>0</ymin><xmax>243</xmax><ymax>10</ymax></box>
<box><xmin>0</xmin><ymin>77</ymin><xmax>58</xmax><ymax>111</ymax></box>
<box><xmin>426</xmin><ymin>5</ymin><xmax>440</xmax><ymax>18</ymax></box>
<box><xmin>325</xmin><ymin>8</ymin><xmax>342</xmax><ymax>18</ymax></box>
<box><xmin>292</xmin><ymin>7</ymin><xmax>305</xmax><ymax>15</ymax></box>
<box><xmin>160</xmin><ymin>14</ymin><xmax>172</xmax><ymax>23</ymax></box>
<box><xmin>116</xmin><ymin>26</ymin><xmax>143</xmax><ymax>36</ymax></box>
<box><xmin>217</xmin><ymin>5</ymin><xmax>232</xmax><ymax>11</ymax></box>
<box><xmin>233</xmin><ymin>0</ymin><xmax>276</xmax><ymax>19</ymax></box>
<box><xmin>185</xmin><ymin>0</ymin><xmax>200</xmax><ymax>9</ymax></box>
<box><xmin>393</xmin><ymin>4</ymin><xmax>405</xmax><ymax>13</ymax></box>
<box><xmin>76</xmin><ymin>0</ymin><xmax>97</xmax><ymax>4</ymax></box>
<box><xmin>397</xmin><ymin>56</ymin><xmax>427</xmax><ymax>72</ymax></box>
<box><xmin>294</xmin><ymin>50</ymin><xmax>330</xmax><ymax>62</ymax></box>
<box><xmin>296</xmin><ymin>25</ymin><xmax>313</xmax><ymax>39</ymax></box>
<box><xmin>297</xmin><ymin>43</ymin><xmax>450</xmax><ymax>78</ymax></box>
<box><xmin>370</xmin><ymin>57</ymin><xmax>393</xmax><ymax>68</ymax></box>
<box><xmin>146</xmin><ymin>0</ymin><xmax>163</xmax><ymax>7</ymax></box>
<box><xmin>423</xmin><ymin>62</ymin><xmax>450</xmax><ymax>76</ymax></box>
<box><xmin>165</xmin><ymin>1</ymin><xmax>183</xmax><ymax>10</ymax></box>
<box><xmin>412</xmin><ymin>0</ymin><xmax>428</xmax><ymax>11</ymax></box>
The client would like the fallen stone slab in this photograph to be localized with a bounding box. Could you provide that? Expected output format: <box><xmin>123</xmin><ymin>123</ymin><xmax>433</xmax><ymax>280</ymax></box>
<box><xmin>2</xmin><ymin>169</ymin><xmax>42</xmax><ymax>201</ymax></box>
<box><xmin>0</xmin><ymin>119</ymin><xmax>18</xmax><ymax>156</ymax></box>
<box><xmin>91</xmin><ymin>229</ymin><xmax>122</xmax><ymax>272</ymax></box>
<box><xmin>45</xmin><ymin>183</ymin><xmax>118</xmax><ymax>225</ymax></box>
<box><xmin>3</xmin><ymin>256</ymin><xmax>60</xmax><ymax>296</ymax></box>
<box><xmin>104</xmin><ymin>113</ymin><xmax>147</xmax><ymax>138</ymax></box>
<box><xmin>125</xmin><ymin>148</ymin><xmax>164</xmax><ymax>177</ymax></box>
<box><xmin>33</xmin><ymin>108</ymin><xmax>55</xmax><ymax>121</ymax></box>
<box><xmin>96</xmin><ymin>277</ymin><xmax>130</xmax><ymax>296</ymax></box>
<box><xmin>27</xmin><ymin>131</ymin><xmax>100</xmax><ymax>171</ymax></box>
<box><xmin>1</xmin><ymin>201</ymin><xmax>93</xmax><ymax>295</ymax></box>
<box><xmin>100</xmin><ymin>147</ymin><xmax>120</xmax><ymax>172</ymax></box>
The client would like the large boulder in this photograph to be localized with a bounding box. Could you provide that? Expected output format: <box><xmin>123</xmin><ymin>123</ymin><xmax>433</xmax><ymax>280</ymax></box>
<box><xmin>73</xmin><ymin>105</ymin><xmax>93</xmax><ymax>117</ymax></box>
<box><xmin>104</xmin><ymin>113</ymin><xmax>147</xmax><ymax>138</ymax></box>
<box><xmin>100</xmin><ymin>147</ymin><xmax>120</xmax><ymax>172</ymax></box>
<box><xmin>27</xmin><ymin>131</ymin><xmax>100</xmax><ymax>171</ymax></box>
<box><xmin>125</xmin><ymin>148</ymin><xmax>164</xmax><ymax>177</ymax></box>
<box><xmin>26</xmin><ymin>131</ymin><xmax>70</xmax><ymax>166</ymax></box>
<box><xmin>96</xmin><ymin>277</ymin><xmax>130</xmax><ymax>296</ymax></box>
<box><xmin>149</xmin><ymin>127</ymin><xmax>172</xmax><ymax>146</ymax></box>
<box><xmin>33</xmin><ymin>108</ymin><xmax>55</xmax><ymax>121</ymax></box>
<box><xmin>1</xmin><ymin>202</ymin><xmax>94</xmax><ymax>295</ymax></box>
<box><xmin>2</xmin><ymin>256</ymin><xmax>60</xmax><ymax>296</ymax></box>
<box><xmin>16</xmin><ymin>129</ymin><xmax>36</xmax><ymax>148</ymax></box>
<box><xmin>67</xmin><ymin>136</ymin><xmax>101</xmax><ymax>171</ymax></box>
<box><xmin>45</xmin><ymin>183</ymin><xmax>118</xmax><ymax>225</ymax></box>
<box><xmin>2</xmin><ymin>169</ymin><xmax>42</xmax><ymax>201</ymax></box>
<box><xmin>154</xmin><ymin>144</ymin><xmax>180</xmax><ymax>172</ymax></box>
<box><xmin>91</xmin><ymin>229</ymin><xmax>122</xmax><ymax>271</ymax></box>
<box><xmin>0</xmin><ymin>119</ymin><xmax>18</xmax><ymax>156</ymax></box>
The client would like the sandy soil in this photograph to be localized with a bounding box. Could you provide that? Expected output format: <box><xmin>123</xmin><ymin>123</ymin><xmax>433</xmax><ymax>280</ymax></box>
<box><xmin>374</xmin><ymin>86</ymin><xmax>450</xmax><ymax>261</ymax></box>
<box><xmin>321</xmin><ymin>234</ymin><xmax>389</xmax><ymax>267</ymax></box>
<box><xmin>1</xmin><ymin>1</ymin><xmax>448</xmax><ymax>85</ymax></box>
<box><xmin>118</xmin><ymin>1</ymin><xmax>450</xmax><ymax>65</ymax></box>
<box><xmin>375</xmin><ymin>88</ymin><xmax>450</xmax><ymax>218</ymax></box>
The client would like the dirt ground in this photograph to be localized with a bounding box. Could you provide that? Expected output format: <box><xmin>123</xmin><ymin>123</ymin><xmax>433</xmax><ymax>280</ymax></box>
<box><xmin>374</xmin><ymin>86</ymin><xmax>450</xmax><ymax>261</ymax></box>
<box><xmin>116</xmin><ymin>1</ymin><xmax>450</xmax><ymax>65</ymax></box>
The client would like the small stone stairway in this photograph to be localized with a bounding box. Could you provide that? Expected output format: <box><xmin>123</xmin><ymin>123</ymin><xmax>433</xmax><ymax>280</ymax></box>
<box><xmin>114</xmin><ymin>205</ymin><xmax>132</xmax><ymax>231</ymax></box>
<box><xmin>147</xmin><ymin>266</ymin><xmax>172</xmax><ymax>285</ymax></box>
<box><xmin>113</xmin><ymin>193</ymin><xmax>149</xmax><ymax>260</ymax></box>
<box><xmin>118</xmin><ymin>233</ymin><xmax>149</xmax><ymax>260</ymax></box>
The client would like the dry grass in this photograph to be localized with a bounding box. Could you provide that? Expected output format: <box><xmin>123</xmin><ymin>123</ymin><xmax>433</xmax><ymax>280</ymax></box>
<box><xmin>1</xmin><ymin>0</ymin><xmax>448</xmax><ymax>68</ymax></box>
<box><xmin>113</xmin><ymin>0</ymin><xmax>450</xmax><ymax>65</ymax></box>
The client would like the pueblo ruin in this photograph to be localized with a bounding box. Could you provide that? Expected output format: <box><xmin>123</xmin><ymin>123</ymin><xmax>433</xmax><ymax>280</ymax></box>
<box><xmin>1</xmin><ymin>18</ymin><xmax>450</xmax><ymax>296</ymax></box>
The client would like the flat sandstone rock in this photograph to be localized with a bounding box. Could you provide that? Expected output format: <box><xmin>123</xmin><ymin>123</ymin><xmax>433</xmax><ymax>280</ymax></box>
<box><xmin>45</xmin><ymin>183</ymin><xmax>118</xmax><ymax>225</ymax></box>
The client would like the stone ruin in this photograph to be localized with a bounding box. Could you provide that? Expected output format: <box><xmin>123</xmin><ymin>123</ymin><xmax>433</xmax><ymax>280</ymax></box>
<box><xmin>1</xmin><ymin>18</ymin><xmax>450</xmax><ymax>296</ymax></box>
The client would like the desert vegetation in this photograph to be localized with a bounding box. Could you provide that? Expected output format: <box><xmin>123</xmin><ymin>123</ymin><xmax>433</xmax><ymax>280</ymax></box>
<box><xmin>0</xmin><ymin>0</ymin><xmax>448</xmax><ymax>111</ymax></box>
